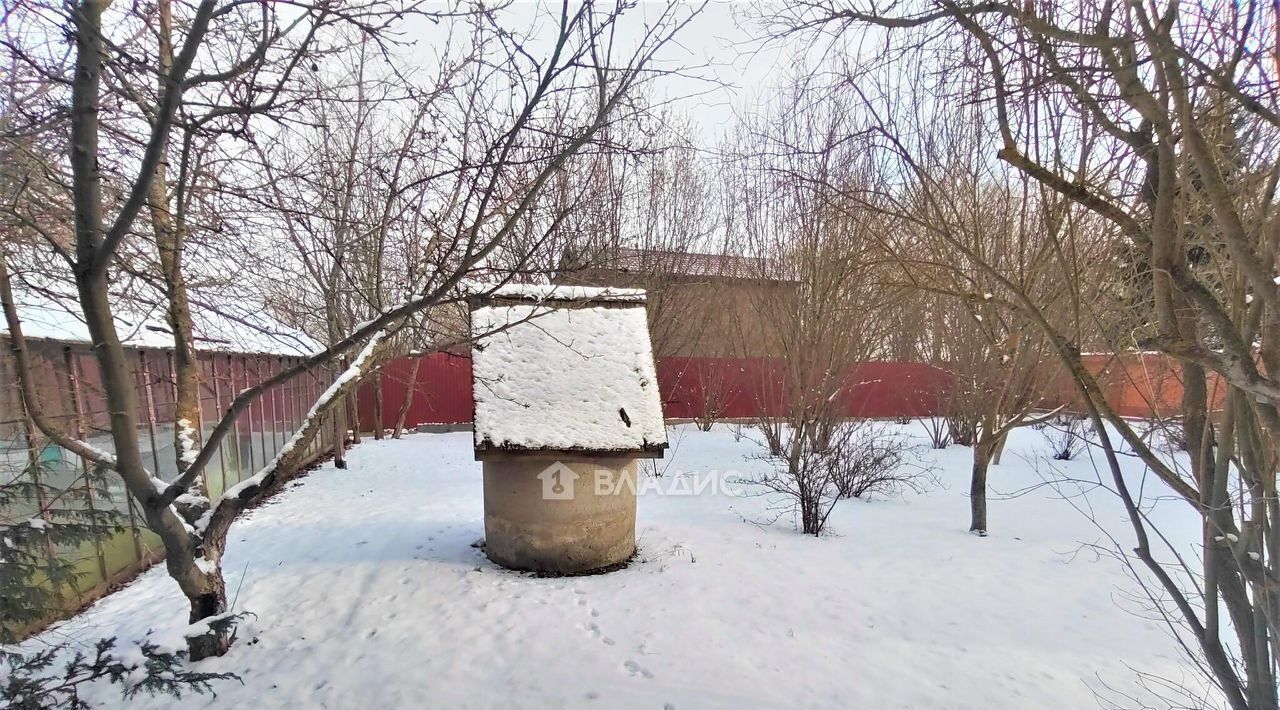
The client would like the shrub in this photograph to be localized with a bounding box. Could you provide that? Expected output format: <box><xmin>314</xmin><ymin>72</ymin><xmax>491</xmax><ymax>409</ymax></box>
<box><xmin>1045</xmin><ymin>414</ymin><xmax>1090</xmax><ymax>460</ymax></box>
<box><xmin>749</xmin><ymin>421</ymin><xmax>933</xmax><ymax>535</ymax></box>
<box><xmin>1</xmin><ymin>636</ymin><xmax>237</xmax><ymax>709</ymax></box>
<box><xmin>831</xmin><ymin>426</ymin><xmax>932</xmax><ymax>499</ymax></box>
<box><xmin>922</xmin><ymin>416</ymin><xmax>950</xmax><ymax>449</ymax></box>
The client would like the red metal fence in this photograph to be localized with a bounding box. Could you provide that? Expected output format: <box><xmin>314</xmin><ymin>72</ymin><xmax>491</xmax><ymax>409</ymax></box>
<box><xmin>356</xmin><ymin>353</ymin><xmax>953</xmax><ymax>430</ymax></box>
<box><xmin>363</xmin><ymin>351</ymin><xmax>474</xmax><ymax>428</ymax></box>
<box><xmin>655</xmin><ymin>358</ymin><xmax>951</xmax><ymax>420</ymax></box>
<box><xmin>1046</xmin><ymin>352</ymin><xmax>1227</xmax><ymax>418</ymax></box>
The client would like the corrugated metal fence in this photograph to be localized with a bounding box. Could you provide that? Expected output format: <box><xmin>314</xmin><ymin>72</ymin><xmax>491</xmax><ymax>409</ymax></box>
<box><xmin>0</xmin><ymin>336</ymin><xmax>337</xmax><ymax>624</ymax></box>
<box><xmin>1046</xmin><ymin>352</ymin><xmax>1227</xmax><ymax>418</ymax></box>
<box><xmin>359</xmin><ymin>350</ymin><xmax>1212</xmax><ymax>432</ymax></box>
<box><xmin>356</xmin><ymin>353</ymin><xmax>953</xmax><ymax>430</ymax></box>
<box><xmin>655</xmin><ymin>358</ymin><xmax>952</xmax><ymax>420</ymax></box>
<box><xmin>361</xmin><ymin>351</ymin><xmax>474</xmax><ymax>428</ymax></box>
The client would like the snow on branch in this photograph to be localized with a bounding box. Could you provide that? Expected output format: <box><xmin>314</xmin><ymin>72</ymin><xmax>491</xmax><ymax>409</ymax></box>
<box><xmin>201</xmin><ymin>330</ymin><xmax>387</xmax><ymax>529</ymax></box>
<box><xmin>176</xmin><ymin>419</ymin><xmax>200</xmax><ymax>467</ymax></box>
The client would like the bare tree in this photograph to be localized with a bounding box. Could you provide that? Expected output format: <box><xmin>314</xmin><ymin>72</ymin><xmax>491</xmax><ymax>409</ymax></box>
<box><xmin>768</xmin><ymin>2</ymin><xmax>1280</xmax><ymax>706</ymax></box>
<box><xmin>722</xmin><ymin>81</ymin><xmax>901</xmax><ymax>535</ymax></box>
<box><xmin>898</xmin><ymin>172</ymin><xmax>1068</xmax><ymax>536</ymax></box>
<box><xmin>555</xmin><ymin>119</ymin><xmax>725</xmax><ymax>359</ymax></box>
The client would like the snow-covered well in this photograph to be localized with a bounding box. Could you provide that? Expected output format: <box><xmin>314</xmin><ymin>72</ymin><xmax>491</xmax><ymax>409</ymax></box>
<box><xmin>470</xmin><ymin>285</ymin><xmax>667</xmax><ymax>574</ymax></box>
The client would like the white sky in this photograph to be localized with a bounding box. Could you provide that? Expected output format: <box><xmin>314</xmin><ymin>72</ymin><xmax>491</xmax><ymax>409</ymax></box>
<box><xmin>397</xmin><ymin>1</ymin><xmax>794</xmax><ymax>146</ymax></box>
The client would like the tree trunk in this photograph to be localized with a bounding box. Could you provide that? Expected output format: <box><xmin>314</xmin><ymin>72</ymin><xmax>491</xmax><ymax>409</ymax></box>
<box><xmin>326</xmin><ymin>320</ymin><xmax>348</xmax><ymax>468</ymax></box>
<box><xmin>148</xmin><ymin>0</ymin><xmax>202</xmax><ymax>484</ymax></box>
<box><xmin>990</xmin><ymin>432</ymin><xmax>1008</xmax><ymax>466</ymax></box>
<box><xmin>969</xmin><ymin>444</ymin><xmax>991</xmax><ymax>535</ymax></box>
<box><xmin>78</xmin><ymin>272</ymin><xmax>233</xmax><ymax>659</ymax></box>
<box><xmin>332</xmin><ymin>408</ymin><xmax>348</xmax><ymax>469</ymax></box>
<box><xmin>348</xmin><ymin>391</ymin><xmax>362</xmax><ymax>444</ymax></box>
<box><xmin>372</xmin><ymin>370</ymin><xmax>384</xmax><ymax>440</ymax></box>
<box><xmin>185</xmin><ymin>567</ymin><xmax>231</xmax><ymax>661</ymax></box>
<box><xmin>392</xmin><ymin>356</ymin><xmax>422</xmax><ymax>439</ymax></box>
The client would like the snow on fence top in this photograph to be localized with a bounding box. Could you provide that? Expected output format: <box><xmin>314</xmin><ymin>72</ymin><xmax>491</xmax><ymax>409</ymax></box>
<box><xmin>2</xmin><ymin>288</ymin><xmax>319</xmax><ymax>357</ymax></box>
<box><xmin>470</xmin><ymin>290</ymin><xmax>666</xmax><ymax>458</ymax></box>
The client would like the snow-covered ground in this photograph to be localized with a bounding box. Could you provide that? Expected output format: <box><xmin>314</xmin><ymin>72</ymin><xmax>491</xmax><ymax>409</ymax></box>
<box><xmin>24</xmin><ymin>422</ymin><xmax>1213</xmax><ymax>709</ymax></box>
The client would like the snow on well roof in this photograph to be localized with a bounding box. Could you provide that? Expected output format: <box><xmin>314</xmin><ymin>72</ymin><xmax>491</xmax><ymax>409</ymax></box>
<box><xmin>469</xmin><ymin>281</ymin><xmax>647</xmax><ymax>303</ymax></box>
<box><xmin>470</xmin><ymin>296</ymin><xmax>667</xmax><ymax>457</ymax></box>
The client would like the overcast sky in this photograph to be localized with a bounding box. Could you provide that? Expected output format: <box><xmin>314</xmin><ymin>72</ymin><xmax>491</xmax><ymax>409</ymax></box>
<box><xmin>399</xmin><ymin>1</ymin><xmax>797</xmax><ymax>146</ymax></box>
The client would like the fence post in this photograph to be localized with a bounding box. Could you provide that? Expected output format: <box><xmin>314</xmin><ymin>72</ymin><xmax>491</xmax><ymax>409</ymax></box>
<box><xmin>209</xmin><ymin>356</ymin><xmax>232</xmax><ymax>494</ymax></box>
<box><xmin>252</xmin><ymin>358</ymin><xmax>269</xmax><ymax>469</ymax></box>
<box><xmin>17</xmin><ymin>359</ymin><xmax>62</xmax><ymax>600</ymax></box>
<box><xmin>63</xmin><ymin>348</ymin><xmax>109</xmax><ymax>582</ymax></box>
<box><xmin>236</xmin><ymin>356</ymin><xmax>255</xmax><ymax>476</ymax></box>
<box><xmin>272</xmin><ymin>357</ymin><xmax>286</xmax><ymax>452</ymax></box>
<box><xmin>138</xmin><ymin>351</ymin><xmax>163</xmax><ymax>476</ymax></box>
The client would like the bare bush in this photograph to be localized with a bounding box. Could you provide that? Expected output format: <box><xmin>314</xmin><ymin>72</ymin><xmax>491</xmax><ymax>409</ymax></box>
<box><xmin>922</xmin><ymin>415</ymin><xmax>950</xmax><ymax>449</ymax></box>
<box><xmin>830</xmin><ymin>425</ymin><xmax>934</xmax><ymax>500</ymax></box>
<box><xmin>1140</xmin><ymin>417</ymin><xmax>1188</xmax><ymax>454</ymax></box>
<box><xmin>722</xmin><ymin>73</ymin><xmax>900</xmax><ymax>537</ymax></box>
<box><xmin>748</xmin><ymin>425</ymin><xmax>844</xmax><ymax>535</ymax></box>
<box><xmin>693</xmin><ymin>366</ymin><xmax>735</xmax><ymax>432</ymax></box>
<box><xmin>1044</xmin><ymin>415</ymin><xmax>1090</xmax><ymax>461</ymax></box>
<box><xmin>750</xmin><ymin>421</ymin><xmax>933</xmax><ymax>534</ymax></box>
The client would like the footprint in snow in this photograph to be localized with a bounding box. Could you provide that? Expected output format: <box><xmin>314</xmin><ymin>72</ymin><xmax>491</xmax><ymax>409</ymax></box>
<box><xmin>623</xmin><ymin>659</ymin><xmax>654</xmax><ymax>679</ymax></box>
<box><xmin>584</xmin><ymin>622</ymin><xmax>616</xmax><ymax>646</ymax></box>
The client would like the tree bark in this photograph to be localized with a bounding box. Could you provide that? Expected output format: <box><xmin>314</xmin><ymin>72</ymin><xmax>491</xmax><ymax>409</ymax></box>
<box><xmin>989</xmin><ymin>432</ymin><xmax>1008</xmax><ymax>466</ymax></box>
<box><xmin>969</xmin><ymin>444</ymin><xmax>991</xmax><ymax>535</ymax></box>
<box><xmin>372</xmin><ymin>370</ymin><xmax>384</xmax><ymax>440</ymax></box>
<box><xmin>392</xmin><ymin>356</ymin><xmax>422</xmax><ymax>439</ymax></box>
<box><xmin>185</xmin><ymin>566</ymin><xmax>230</xmax><ymax>660</ymax></box>
<box><xmin>149</xmin><ymin>0</ymin><xmax>203</xmax><ymax>483</ymax></box>
<box><xmin>332</xmin><ymin>409</ymin><xmax>348</xmax><ymax>469</ymax></box>
<box><xmin>325</xmin><ymin>314</ymin><xmax>349</xmax><ymax>467</ymax></box>
<box><xmin>348</xmin><ymin>391</ymin><xmax>362</xmax><ymax>444</ymax></box>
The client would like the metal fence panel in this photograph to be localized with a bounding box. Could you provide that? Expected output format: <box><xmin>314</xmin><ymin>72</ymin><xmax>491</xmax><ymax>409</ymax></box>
<box><xmin>0</xmin><ymin>336</ymin><xmax>335</xmax><ymax>634</ymax></box>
